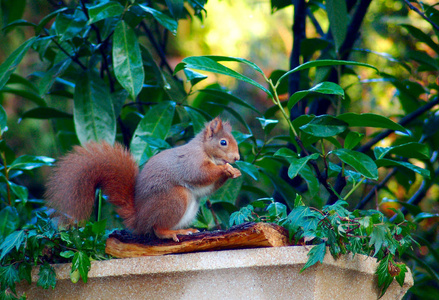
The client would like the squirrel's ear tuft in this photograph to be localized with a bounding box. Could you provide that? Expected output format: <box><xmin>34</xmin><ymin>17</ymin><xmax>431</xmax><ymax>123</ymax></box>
<box><xmin>222</xmin><ymin>121</ymin><xmax>232</xmax><ymax>133</ymax></box>
<box><xmin>204</xmin><ymin>117</ymin><xmax>225</xmax><ymax>139</ymax></box>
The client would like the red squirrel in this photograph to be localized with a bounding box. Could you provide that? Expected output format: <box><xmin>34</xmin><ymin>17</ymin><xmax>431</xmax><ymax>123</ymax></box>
<box><xmin>45</xmin><ymin>117</ymin><xmax>241</xmax><ymax>242</ymax></box>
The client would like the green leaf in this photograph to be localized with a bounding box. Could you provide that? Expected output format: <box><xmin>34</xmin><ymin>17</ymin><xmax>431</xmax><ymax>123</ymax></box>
<box><xmin>300</xmin><ymin>115</ymin><xmax>348</xmax><ymax>137</ymax></box>
<box><xmin>273</xmin><ymin>147</ymin><xmax>298</xmax><ymax>163</ymax></box>
<box><xmin>288</xmin><ymin>82</ymin><xmax>344</xmax><ymax>111</ymax></box>
<box><xmin>375</xmin><ymin>256</ymin><xmax>394</xmax><ymax>298</ymax></box>
<box><xmin>301</xmin><ymin>243</ymin><xmax>326</xmax><ymax>272</ymax></box>
<box><xmin>55</xmin><ymin>9</ymin><xmax>87</xmax><ymax>42</ymax></box>
<box><xmin>373</xmin><ymin>142</ymin><xmax>430</xmax><ymax>160</ymax></box>
<box><xmin>375</xmin><ymin>158</ymin><xmax>430</xmax><ymax>178</ymax></box>
<box><xmin>414</xmin><ymin>212</ymin><xmax>439</xmax><ymax>223</ymax></box>
<box><xmin>0</xmin><ymin>105</ymin><xmax>7</xmax><ymax>134</ymax></box>
<box><xmin>140</xmin><ymin>44</ymin><xmax>171</xmax><ymax>90</ymax></box>
<box><xmin>130</xmin><ymin>102</ymin><xmax>175</xmax><ymax>163</ymax></box>
<box><xmin>9</xmin><ymin>181</ymin><xmax>28</xmax><ymax>202</ymax></box>
<box><xmin>9</xmin><ymin>155</ymin><xmax>55</xmax><ymax>171</ymax></box>
<box><xmin>165</xmin><ymin>0</ymin><xmax>184</xmax><ymax>19</ymax></box>
<box><xmin>299</xmin><ymin>164</ymin><xmax>320</xmax><ymax>197</ymax></box>
<box><xmin>401</xmin><ymin>24</ymin><xmax>439</xmax><ymax>54</ymax></box>
<box><xmin>276</xmin><ymin>60</ymin><xmax>378</xmax><ymax>86</ymax></box>
<box><xmin>74</xmin><ymin>70</ymin><xmax>116</xmax><ymax>145</ymax></box>
<box><xmin>0</xmin><ymin>87</ymin><xmax>47</xmax><ymax>107</ymax></box>
<box><xmin>37</xmin><ymin>263</ymin><xmax>56</xmax><ymax>289</ymax></box>
<box><xmin>111</xmin><ymin>89</ymin><xmax>129</xmax><ymax>119</ymax></box>
<box><xmin>138</xmin><ymin>4</ymin><xmax>178</xmax><ymax>35</ymax></box>
<box><xmin>369</xmin><ymin>224</ymin><xmax>389</xmax><ymax>256</ymax></box>
<box><xmin>38</xmin><ymin>58</ymin><xmax>72</xmax><ymax>96</ymax></box>
<box><xmin>344</xmin><ymin>132</ymin><xmax>364</xmax><ymax>150</ymax></box>
<box><xmin>0</xmin><ymin>36</ymin><xmax>36</xmax><ymax>90</ymax></box>
<box><xmin>176</xmin><ymin>56</ymin><xmax>272</xmax><ymax>97</ymax></box>
<box><xmin>87</xmin><ymin>1</ymin><xmax>125</xmax><ymax>25</ymax></box>
<box><xmin>19</xmin><ymin>263</ymin><xmax>32</xmax><ymax>285</ymax></box>
<box><xmin>331</xmin><ymin>149</ymin><xmax>378</xmax><ymax>179</ymax></box>
<box><xmin>389</xmin><ymin>208</ymin><xmax>404</xmax><ymax>224</ymax></box>
<box><xmin>7</xmin><ymin>73</ymin><xmax>39</xmax><ymax>92</ymax></box>
<box><xmin>395</xmin><ymin>263</ymin><xmax>408</xmax><ymax>287</ymax></box>
<box><xmin>36</xmin><ymin>7</ymin><xmax>68</xmax><ymax>34</ymax></box>
<box><xmin>184</xmin><ymin>106</ymin><xmax>207</xmax><ymax>133</ymax></box>
<box><xmin>1</xmin><ymin>265</ymin><xmax>20</xmax><ymax>294</ymax></box>
<box><xmin>337</xmin><ymin>113</ymin><xmax>408</xmax><ymax>133</ymax></box>
<box><xmin>198</xmin><ymin>89</ymin><xmax>260</xmax><ymax>113</ymax></box>
<box><xmin>92</xmin><ymin>219</ymin><xmax>107</xmax><ymax>235</ymax></box>
<box><xmin>326</xmin><ymin>0</ymin><xmax>348</xmax><ymax>50</ymax></box>
<box><xmin>235</xmin><ymin>161</ymin><xmax>259</xmax><ymax>180</ymax></box>
<box><xmin>294</xmin><ymin>194</ymin><xmax>305</xmax><ymax>208</ymax></box>
<box><xmin>257</xmin><ymin>117</ymin><xmax>279</xmax><ymax>135</ymax></box>
<box><xmin>267</xmin><ymin>202</ymin><xmax>287</xmax><ymax>219</ymax></box>
<box><xmin>113</xmin><ymin>20</ymin><xmax>145</xmax><ymax>99</ymax></box>
<box><xmin>202</xmin><ymin>55</ymin><xmax>266</xmax><ymax>76</ymax></box>
<box><xmin>184</xmin><ymin>68</ymin><xmax>208</xmax><ymax>86</ymax></box>
<box><xmin>288</xmin><ymin>153</ymin><xmax>320</xmax><ymax>179</ymax></box>
<box><xmin>138</xmin><ymin>136</ymin><xmax>171</xmax><ymax>151</ymax></box>
<box><xmin>0</xmin><ymin>207</ymin><xmax>19</xmax><ymax>239</ymax></box>
<box><xmin>60</xmin><ymin>250</ymin><xmax>75</xmax><ymax>258</ymax></box>
<box><xmin>72</xmin><ymin>252</ymin><xmax>91</xmax><ymax>283</ymax></box>
<box><xmin>1</xmin><ymin>19</ymin><xmax>36</xmax><ymax>33</ymax></box>
<box><xmin>1</xmin><ymin>0</ymin><xmax>26</xmax><ymax>28</ymax></box>
<box><xmin>21</xmin><ymin>107</ymin><xmax>72</xmax><ymax>120</ymax></box>
<box><xmin>209</xmin><ymin>175</ymin><xmax>243</xmax><ymax>205</ymax></box>
<box><xmin>229</xmin><ymin>205</ymin><xmax>254</xmax><ymax>226</ymax></box>
<box><xmin>0</xmin><ymin>230</ymin><xmax>25</xmax><ymax>261</ymax></box>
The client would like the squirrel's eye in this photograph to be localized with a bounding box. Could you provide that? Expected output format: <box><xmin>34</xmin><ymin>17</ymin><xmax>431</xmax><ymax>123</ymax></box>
<box><xmin>220</xmin><ymin>139</ymin><xmax>227</xmax><ymax>146</ymax></box>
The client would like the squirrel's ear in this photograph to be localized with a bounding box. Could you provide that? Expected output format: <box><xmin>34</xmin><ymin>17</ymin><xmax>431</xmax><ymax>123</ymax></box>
<box><xmin>205</xmin><ymin>117</ymin><xmax>223</xmax><ymax>138</ymax></box>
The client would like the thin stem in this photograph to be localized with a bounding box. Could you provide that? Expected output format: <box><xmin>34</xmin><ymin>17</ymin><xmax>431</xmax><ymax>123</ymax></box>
<box><xmin>344</xmin><ymin>177</ymin><xmax>366</xmax><ymax>200</ymax></box>
<box><xmin>140</xmin><ymin>21</ymin><xmax>174</xmax><ymax>75</ymax></box>
<box><xmin>97</xmin><ymin>189</ymin><xmax>103</xmax><ymax>222</ymax></box>
<box><xmin>268</xmin><ymin>79</ymin><xmax>298</xmax><ymax>137</ymax></box>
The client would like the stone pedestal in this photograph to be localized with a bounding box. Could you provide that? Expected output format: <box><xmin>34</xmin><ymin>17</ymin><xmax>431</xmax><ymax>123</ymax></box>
<box><xmin>17</xmin><ymin>246</ymin><xmax>413</xmax><ymax>299</ymax></box>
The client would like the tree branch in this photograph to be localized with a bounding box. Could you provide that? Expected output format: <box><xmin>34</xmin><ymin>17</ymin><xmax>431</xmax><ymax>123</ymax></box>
<box><xmin>289</xmin><ymin>0</ymin><xmax>307</xmax><ymax>119</ymax></box>
<box><xmin>403</xmin><ymin>0</ymin><xmax>439</xmax><ymax>31</ymax></box>
<box><xmin>356</xmin><ymin>168</ymin><xmax>397</xmax><ymax>209</ymax></box>
<box><xmin>357</xmin><ymin>97</ymin><xmax>439</xmax><ymax>154</ymax></box>
<box><xmin>80</xmin><ymin>0</ymin><xmax>115</xmax><ymax>92</ymax></box>
<box><xmin>140</xmin><ymin>21</ymin><xmax>174</xmax><ymax>75</ymax></box>
<box><xmin>295</xmin><ymin>137</ymin><xmax>339</xmax><ymax>201</ymax></box>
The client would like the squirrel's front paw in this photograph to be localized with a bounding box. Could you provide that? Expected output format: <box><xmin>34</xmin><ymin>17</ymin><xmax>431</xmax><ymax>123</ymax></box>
<box><xmin>225</xmin><ymin>163</ymin><xmax>242</xmax><ymax>178</ymax></box>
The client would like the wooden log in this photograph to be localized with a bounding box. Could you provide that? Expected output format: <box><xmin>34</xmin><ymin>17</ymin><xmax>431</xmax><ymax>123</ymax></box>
<box><xmin>105</xmin><ymin>222</ymin><xmax>291</xmax><ymax>258</ymax></box>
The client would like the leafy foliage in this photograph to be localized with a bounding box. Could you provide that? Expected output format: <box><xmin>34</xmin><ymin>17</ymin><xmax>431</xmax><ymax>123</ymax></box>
<box><xmin>0</xmin><ymin>213</ymin><xmax>109</xmax><ymax>298</ymax></box>
<box><xmin>0</xmin><ymin>0</ymin><xmax>438</xmax><ymax>299</ymax></box>
<box><xmin>231</xmin><ymin>198</ymin><xmax>416</xmax><ymax>296</ymax></box>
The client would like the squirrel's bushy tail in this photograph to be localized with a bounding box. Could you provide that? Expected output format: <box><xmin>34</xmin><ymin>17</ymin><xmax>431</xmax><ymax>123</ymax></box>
<box><xmin>45</xmin><ymin>141</ymin><xmax>138</xmax><ymax>228</ymax></box>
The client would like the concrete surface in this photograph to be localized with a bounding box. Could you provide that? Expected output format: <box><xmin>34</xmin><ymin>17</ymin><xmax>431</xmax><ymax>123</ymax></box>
<box><xmin>17</xmin><ymin>246</ymin><xmax>413</xmax><ymax>299</ymax></box>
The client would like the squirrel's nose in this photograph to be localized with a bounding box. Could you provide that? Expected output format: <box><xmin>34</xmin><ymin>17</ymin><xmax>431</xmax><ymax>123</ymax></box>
<box><xmin>233</xmin><ymin>154</ymin><xmax>240</xmax><ymax>162</ymax></box>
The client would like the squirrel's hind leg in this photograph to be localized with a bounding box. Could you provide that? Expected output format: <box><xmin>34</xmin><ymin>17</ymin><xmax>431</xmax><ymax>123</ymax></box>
<box><xmin>152</xmin><ymin>186</ymin><xmax>200</xmax><ymax>242</ymax></box>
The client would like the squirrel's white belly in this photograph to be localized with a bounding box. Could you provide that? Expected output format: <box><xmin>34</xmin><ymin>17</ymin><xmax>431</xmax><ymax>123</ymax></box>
<box><xmin>173</xmin><ymin>183</ymin><xmax>215</xmax><ymax>229</ymax></box>
<box><xmin>173</xmin><ymin>194</ymin><xmax>200</xmax><ymax>229</ymax></box>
